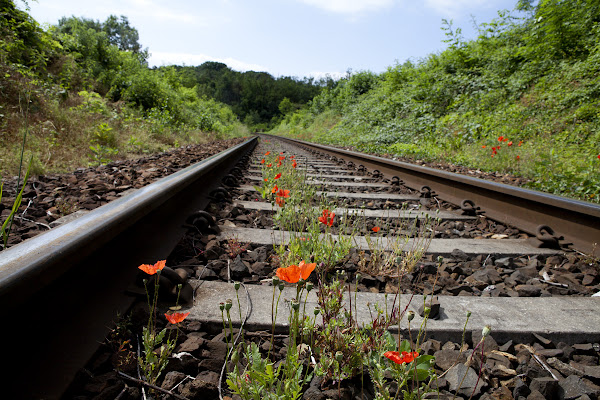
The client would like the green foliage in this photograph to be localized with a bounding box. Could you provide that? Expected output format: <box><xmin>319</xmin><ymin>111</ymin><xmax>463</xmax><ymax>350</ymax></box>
<box><xmin>272</xmin><ymin>0</ymin><xmax>600</xmax><ymax>203</ymax></box>
<box><xmin>170</xmin><ymin>63</ymin><xmax>328</xmax><ymax>129</ymax></box>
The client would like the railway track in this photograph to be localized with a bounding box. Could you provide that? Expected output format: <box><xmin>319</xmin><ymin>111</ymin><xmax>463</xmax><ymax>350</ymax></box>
<box><xmin>1</xmin><ymin>135</ymin><xmax>599</xmax><ymax>399</ymax></box>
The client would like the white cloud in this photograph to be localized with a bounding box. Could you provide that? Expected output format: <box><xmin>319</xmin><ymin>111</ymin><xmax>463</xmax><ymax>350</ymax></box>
<box><xmin>148</xmin><ymin>51</ymin><xmax>270</xmax><ymax>72</ymax></box>
<box><xmin>423</xmin><ymin>0</ymin><xmax>489</xmax><ymax>18</ymax></box>
<box><xmin>296</xmin><ymin>0</ymin><xmax>394</xmax><ymax>14</ymax></box>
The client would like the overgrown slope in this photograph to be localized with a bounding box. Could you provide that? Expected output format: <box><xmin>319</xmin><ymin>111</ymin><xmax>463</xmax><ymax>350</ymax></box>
<box><xmin>272</xmin><ymin>0</ymin><xmax>600</xmax><ymax>203</ymax></box>
<box><xmin>0</xmin><ymin>1</ymin><xmax>248</xmax><ymax>177</ymax></box>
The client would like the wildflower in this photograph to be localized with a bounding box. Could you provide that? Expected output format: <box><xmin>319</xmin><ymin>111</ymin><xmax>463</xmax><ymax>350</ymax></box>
<box><xmin>164</xmin><ymin>312</ymin><xmax>190</xmax><ymax>324</ymax></box>
<box><xmin>274</xmin><ymin>173</ymin><xmax>281</xmax><ymax>180</ymax></box>
<box><xmin>272</xmin><ymin>184</ymin><xmax>278</xmax><ymax>193</ymax></box>
<box><xmin>267</xmin><ymin>163</ymin><xmax>272</xmax><ymax>167</ymax></box>
<box><xmin>384</xmin><ymin>350</ymin><xmax>419</xmax><ymax>364</ymax></box>
<box><xmin>319</xmin><ymin>209</ymin><xmax>335</xmax><ymax>226</ymax></box>
<box><xmin>276</xmin><ymin>189</ymin><xmax>290</xmax><ymax>198</ymax></box>
<box><xmin>518</xmin><ymin>140</ymin><xmax>523</xmax><ymax>146</ymax></box>
<box><xmin>516</xmin><ymin>155</ymin><xmax>520</xmax><ymax>160</ymax></box>
<box><xmin>482</xmin><ymin>325</ymin><xmax>492</xmax><ymax>338</ymax></box>
<box><xmin>508</xmin><ymin>141</ymin><xmax>513</xmax><ymax>146</ymax></box>
<box><xmin>372</xmin><ymin>226</ymin><xmax>380</xmax><ymax>233</ymax></box>
<box><xmin>292</xmin><ymin>160</ymin><xmax>297</xmax><ymax>168</ymax></box>
<box><xmin>503</xmin><ymin>137</ymin><xmax>508</xmax><ymax>142</ymax></box>
<box><xmin>498</xmin><ymin>136</ymin><xmax>504</xmax><ymax>142</ymax></box>
<box><xmin>481</xmin><ymin>145</ymin><xmax>486</xmax><ymax>149</ymax></box>
<box><xmin>264</xmin><ymin>178</ymin><xmax>268</xmax><ymax>182</ymax></box>
<box><xmin>138</xmin><ymin>260</ymin><xmax>166</xmax><ymax>275</ymax></box>
<box><xmin>597</xmin><ymin>155</ymin><xmax>600</xmax><ymax>160</ymax></box>
<box><xmin>275</xmin><ymin>196</ymin><xmax>286</xmax><ymax>207</ymax></box>
<box><xmin>260</xmin><ymin>159</ymin><xmax>265</xmax><ymax>164</ymax></box>
<box><xmin>265</xmin><ymin>151</ymin><xmax>271</xmax><ymax>156</ymax></box>
<box><xmin>276</xmin><ymin>260</ymin><xmax>316</xmax><ymax>283</ymax></box>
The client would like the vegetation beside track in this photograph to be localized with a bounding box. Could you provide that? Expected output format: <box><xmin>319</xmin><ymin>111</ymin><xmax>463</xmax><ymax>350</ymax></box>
<box><xmin>271</xmin><ymin>0</ymin><xmax>600</xmax><ymax>203</ymax></box>
<box><xmin>1</xmin><ymin>1</ymin><xmax>251</xmax><ymax>176</ymax></box>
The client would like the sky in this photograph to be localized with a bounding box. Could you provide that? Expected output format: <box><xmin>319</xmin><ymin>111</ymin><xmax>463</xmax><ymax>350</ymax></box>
<box><xmin>27</xmin><ymin>0</ymin><xmax>520</xmax><ymax>80</ymax></box>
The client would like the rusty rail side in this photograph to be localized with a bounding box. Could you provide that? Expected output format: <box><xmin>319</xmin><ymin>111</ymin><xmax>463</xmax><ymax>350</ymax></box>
<box><xmin>0</xmin><ymin>137</ymin><xmax>257</xmax><ymax>399</ymax></box>
<box><xmin>270</xmin><ymin>135</ymin><xmax>600</xmax><ymax>256</ymax></box>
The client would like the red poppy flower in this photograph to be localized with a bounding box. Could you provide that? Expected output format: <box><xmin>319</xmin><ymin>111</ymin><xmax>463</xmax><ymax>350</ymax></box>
<box><xmin>518</xmin><ymin>140</ymin><xmax>523</xmax><ymax>147</ymax></box>
<box><xmin>516</xmin><ymin>155</ymin><xmax>520</xmax><ymax>160</ymax></box>
<box><xmin>274</xmin><ymin>173</ymin><xmax>282</xmax><ymax>180</ymax></box>
<box><xmin>276</xmin><ymin>189</ymin><xmax>290</xmax><ymax>198</ymax></box>
<box><xmin>372</xmin><ymin>226</ymin><xmax>380</xmax><ymax>233</ymax></box>
<box><xmin>292</xmin><ymin>160</ymin><xmax>297</xmax><ymax>168</ymax></box>
<box><xmin>276</xmin><ymin>260</ymin><xmax>316</xmax><ymax>283</ymax></box>
<box><xmin>138</xmin><ymin>260</ymin><xmax>166</xmax><ymax>275</ymax></box>
<box><xmin>384</xmin><ymin>350</ymin><xmax>419</xmax><ymax>364</ymax></box>
<box><xmin>260</xmin><ymin>159</ymin><xmax>265</xmax><ymax>164</ymax></box>
<box><xmin>319</xmin><ymin>209</ymin><xmax>335</xmax><ymax>226</ymax></box>
<box><xmin>265</xmin><ymin>151</ymin><xmax>271</xmax><ymax>156</ymax></box>
<box><xmin>507</xmin><ymin>141</ymin><xmax>513</xmax><ymax>146</ymax></box>
<box><xmin>165</xmin><ymin>312</ymin><xmax>190</xmax><ymax>324</ymax></box>
<box><xmin>498</xmin><ymin>136</ymin><xmax>504</xmax><ymax>142</ymax></box>
<box><xmin>267</xmin><ymin>163</ymin><xmax>272</xmax><ymax>167</ymax></box>
<box><xmin>272</xmin><ymin>184</ymin><xmax>278</xmax><ymax>194</ymax></box>
<box><xmin>481</xmin><ymin>145</ymin><xmax>486</xmax><ymax>149</ymax></box>
<box><xmin>264</xmin><ymin>178</ymin><xmax>268</xmax><ymax>182</ymax></box>
<box><xmin>276</xmin><ymin>264</ymin><xmax>300</xmax><ymax>283</ymax></box>
<box><xmin>597</xmin><ymin>154</ymin><xmax>600</xmax><ymax>160</ymax></box>
<box><xmin>275</xmin><ymin>196</ymin><xmax>286</xmax><ymax>207</ymax></box>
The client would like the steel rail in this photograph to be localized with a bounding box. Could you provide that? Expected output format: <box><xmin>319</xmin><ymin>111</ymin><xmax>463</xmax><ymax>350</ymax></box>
<box><xmin>0</xmin><ymin>137</ymin><xmax>257</xmax><ymax>399</ymax></box>
<box><xmin>268</xmin><ymin>135</ymin><xmax>600</xmax><ymax>257</ymax></box>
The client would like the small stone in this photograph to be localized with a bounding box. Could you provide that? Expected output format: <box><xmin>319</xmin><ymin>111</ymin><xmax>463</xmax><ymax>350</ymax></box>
<box><xmin>450</xmin><ymin>248</ymin><xmax>470</xmax><ymax>261</ymax></box>
<box><xmin>161</xmin><ymin>371</ymin><xmax>186</xmax><ymax>391</ymax></box>
<box><xmin>526</xmin><ymin>390</ymin><xmax>547</xmax><ymax>400</ymax></box>
<box><xmin>492</xmin><ymin>364</ymin><xmax>517</xmax><ymax>378</ymax></box>
<box><xmin>445</xmin><ymin>363</ymin><xmax>485</xmax><ymax>397</ymax></box>
<box><xmin>559</xmin><ymin>375</ymin><xmax>600</xmax><ymax>400</ymax></box>
<box><xmin>433</xmin><ymin>349</ymin><xmax>466</xmax><ymax>370</ymax></box>
<box><xmin>530</xmin><ymin>377</ymin><xmax>559</xmax><ymax>398</ymax></box>
<box><xmin>230</xmin><ymin>255</ymin><xmax>250</xmax><ymax>280</ymax></box>
<box><xmin>513</xmin><ymin>377</ymin><xmax>531</xmax><ymax>398</ymax></box>
<box><xmin>516</xmin><ymin>284</ymin><xmax>542</xmax><ymax>297</ymax></box>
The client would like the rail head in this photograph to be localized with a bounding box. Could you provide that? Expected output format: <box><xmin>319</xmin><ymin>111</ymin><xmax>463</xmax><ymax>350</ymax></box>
<box><xmin>0</xmin><ymin>136</ymin><xmax>258</xmax><ymax>305</ymax></box>
<box><xmin>268</xmin><ymin>135</ymin><xmax>600</xmax><ymax>256</ymax></box>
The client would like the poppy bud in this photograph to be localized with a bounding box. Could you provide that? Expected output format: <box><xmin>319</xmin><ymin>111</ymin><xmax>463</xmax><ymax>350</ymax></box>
<box><xmin>466</xmin><ymin>310</ymin><xmax>472</xmax><ymax>318</ymax></box>
<box><xmin>306</xmin><ymin>282</ymin><xmax>314</xmax><ymax>292</ymax></box>
<box><xmin>279</xmin><ymin>282</ymin><xmax>285</xmax><ymax>291</ymax></box>
<box><xmin>424</xmin><ymin>307</ymin><xmax>431</xmax><ymax>316</ymax></box>
<box><xmin>335</xmin><ymin>351</ymin><xmax>343</xmax><ymax>362</ymax></box>
<box><xmin>407</xmin><ymin>311</ymin><xmax>415</xmax><ymax>321</ymax></box>
<box><xmin>437</xmin><ymin>256</ymin><xmax>444</xmax><ymax>263</ymax></box>
<box><xmin>225</xmin><ymin>299</ymin><xmax>233</xmax><ymax>311</ymax></box>
<box><xmin>219</xmin><ymin>302</ymin><xmax>225</xmax><ymax>311</ymax></box>
<box><xmin>234</xmin><ymin>281</ymin><xmax>240</xmax><ymax>291</ymax></box>
<box><xmin>291</xmin><ymin>300</ymin><xmax>300</xmax><ymax>311</ymax></box>
<box><xmin>272</xmin><ymin>276</ymin><xmax>280</xmax><ymax>286</ymax></box>
<box><xmin>482</xmin><ymin>325</ymin><xmax>491</xmax><ymax>338</ymax></box>
<box><xmin>355</xmin><ymin>273</ymin><xmax>361</xmax><ymax>282</ymax></box>
<box><xmin>314</xmin><ymin>307</ymin><xmax>321</xmax><ymax>316</ymax></box>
